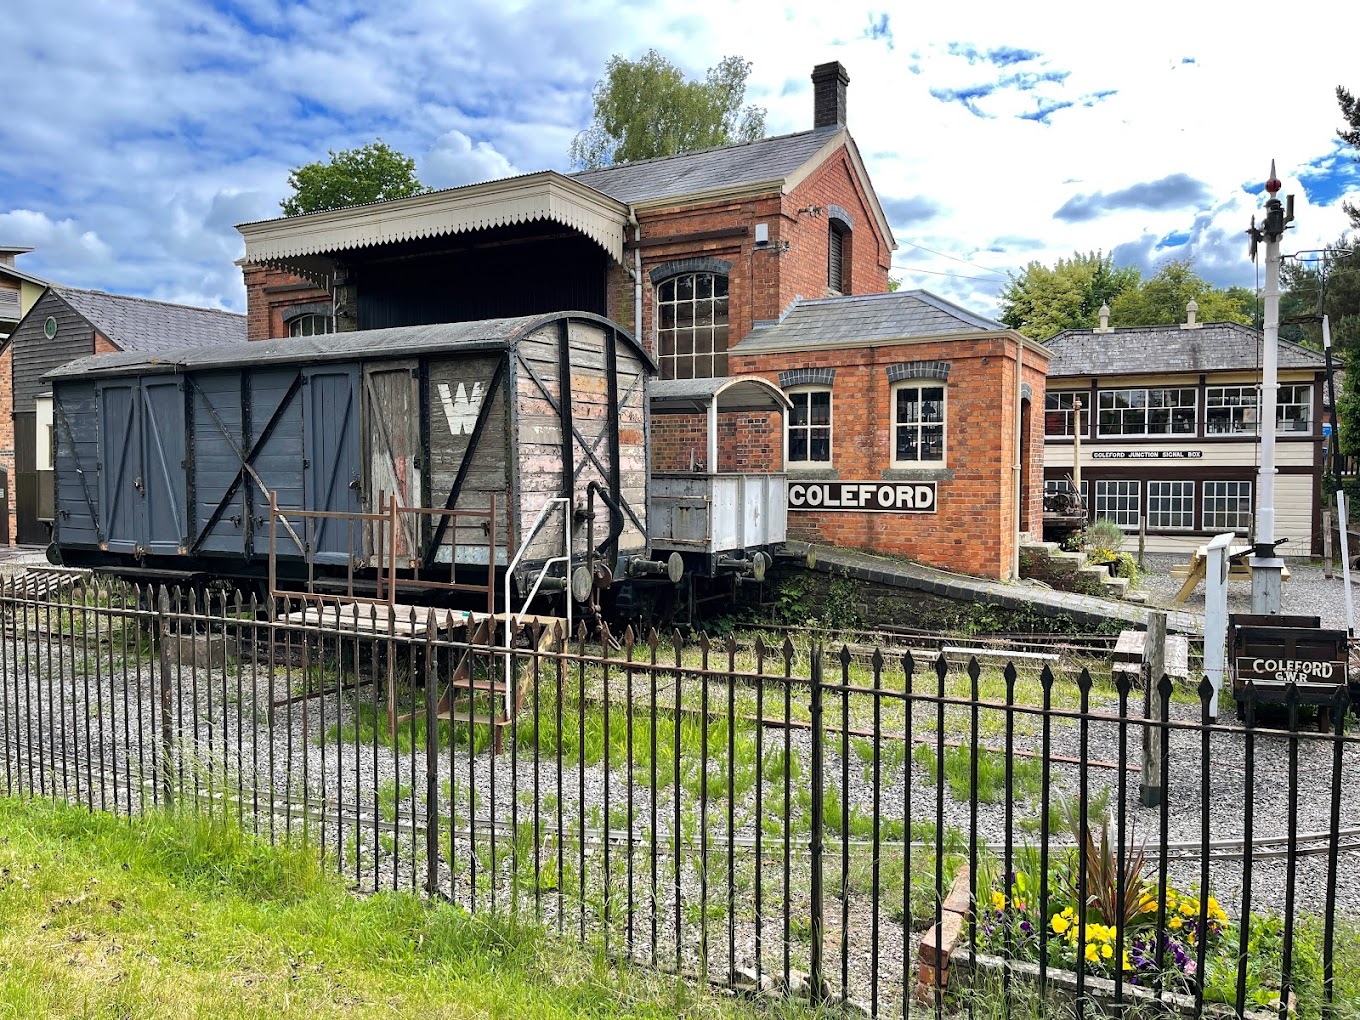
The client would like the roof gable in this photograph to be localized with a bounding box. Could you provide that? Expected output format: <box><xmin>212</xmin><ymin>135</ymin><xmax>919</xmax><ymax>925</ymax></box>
<box><xmin>1045</xmin><ymin>322</ymin><xmax>1325</xmax><ymax>378</ymax></box>
<box><xmin>55</xmin><ymin>287</ymin><xmax>245</xmax><ymax>352</ymax></box>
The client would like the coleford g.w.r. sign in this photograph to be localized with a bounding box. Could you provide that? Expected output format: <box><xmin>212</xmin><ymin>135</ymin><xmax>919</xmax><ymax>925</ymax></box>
<box><xmin>1229</xmin><ymin>615</ymin><xmax>1348</xmax><ymax>705</ymax></box>
<box><xmin>788</xmin><ymin>481</ymin><xmax>937</xmax><ymax>513</ymax></box>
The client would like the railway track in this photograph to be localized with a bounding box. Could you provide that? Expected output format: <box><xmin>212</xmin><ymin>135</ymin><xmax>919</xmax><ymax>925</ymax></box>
<box><xmin>5</xmin><ymin>742</ymin><xmax>1357</xmax><ymax>867</ymax></box>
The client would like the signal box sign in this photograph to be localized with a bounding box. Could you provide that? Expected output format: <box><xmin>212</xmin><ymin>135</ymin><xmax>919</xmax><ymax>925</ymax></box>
<box><xmin>788</xmin><ymin>480</ymin><xmax>937</xmax><ymax>514</ymax></box>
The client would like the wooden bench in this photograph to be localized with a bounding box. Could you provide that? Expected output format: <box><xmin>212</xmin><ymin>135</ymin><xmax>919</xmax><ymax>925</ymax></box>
<box><xmin>1169</xmin><ymin>544</ymin><xmax>1289</xmax><ymax>604</ymax></box>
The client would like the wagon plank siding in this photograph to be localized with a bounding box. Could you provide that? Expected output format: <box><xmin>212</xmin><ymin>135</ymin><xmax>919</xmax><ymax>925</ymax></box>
<box><xmin>141</xmin><ymin>378</ymin><xmax>187</xmax><ymax>555</ymax></box>
<box><xmin>249</xmin><ymin>369</ymin><xmax>305</xmax><ymax>558</ymax></box>
<box><xmin>190</xmin><ymin>371</ymin><xmax>248</xmax><ymax>556</ymax></box>
<box><xmin>53</xmin><ymin>384</ymin><xmax>100</xmax><ymax>548</ymax></box>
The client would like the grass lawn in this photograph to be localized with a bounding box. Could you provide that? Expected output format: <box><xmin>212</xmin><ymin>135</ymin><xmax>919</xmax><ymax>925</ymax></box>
<box><xmin>0</xmin><ymin>796</ymin><xmax>817</xmax><ymax>1019</ymax></box>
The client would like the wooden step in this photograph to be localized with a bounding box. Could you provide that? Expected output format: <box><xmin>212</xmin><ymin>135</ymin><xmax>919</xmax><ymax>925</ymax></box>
<box><xmin>434</xmin><ymin>709</ymin><xmax>505</xmax><ymax>728</ymax></box>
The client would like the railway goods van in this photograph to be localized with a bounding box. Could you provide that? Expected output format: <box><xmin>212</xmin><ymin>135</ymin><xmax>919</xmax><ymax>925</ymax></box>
<box><xmin>46</xmin><ymin>312</ymin><xmax>660</xmax><ymax>602</ymax></box>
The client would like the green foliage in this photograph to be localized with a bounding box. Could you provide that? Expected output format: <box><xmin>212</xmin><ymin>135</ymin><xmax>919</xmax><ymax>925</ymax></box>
<box><xmin>1083</xmin><ymin>517</ymin><xmax>1125</xmax><ymax>558</ymax></box>
<box><xmin>570</xmin><ymin>50</ymin><xmax>766</xmax><ymax>169</ymax></box>
<box><xmin>280</xmin><ymin>139</ymin><xmax>427</xmax><ymax>216</ymax></box>
<box><xmin>1000</xmin><ymin>251</ymin><xmax>1139</xmax><ymax>340</ymax></box>
<box><xmin>1057</xmin><ymin>792</ymin><xmax>1153</xmax><ymax>930</ymax></box>
<box><xmin>914</xmin><ymin>742</ymin><xmax>1044</xmax><ymax>805</ymax></box>
<box><xmin>1339</xmin><ymin>85</ymin><xmax>1360</xmax><ymax>229</ymax></box>
<box><xmin>1109</xmin><ymin>258</ymin><xmax>1254</xmax><ymax>327</ymax></box>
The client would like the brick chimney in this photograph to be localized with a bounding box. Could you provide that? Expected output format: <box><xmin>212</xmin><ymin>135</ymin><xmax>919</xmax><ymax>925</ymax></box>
<box><xmin>811</xmin><ymin>62</ymin><xmax>849</xmax><ymax>129</ymax></box>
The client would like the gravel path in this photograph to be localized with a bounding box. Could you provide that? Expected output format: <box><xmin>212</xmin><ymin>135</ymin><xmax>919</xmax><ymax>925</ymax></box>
<box><xmin>1</xmin><ymin>605</ymin><xmax>1356</xmax><ymax>1013</ymax></box>
<box><xmin>1136</xmin><ymin>553</ymin><xmax>1355</xmax><ymax>630</ymax></box>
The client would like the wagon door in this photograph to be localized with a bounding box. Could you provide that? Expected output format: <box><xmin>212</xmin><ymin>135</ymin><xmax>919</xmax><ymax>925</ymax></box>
<box><xmin>302</xmin><ymin>366</ymin><xmax>361</xmax><ymax>565</ymax></box>
<box><xmin>140</xmin><ymin>378</ymin><xmax>187</xmax><ymax>556</ymax></box>
<box><xmin>248</xmin><ymin>368</ymin><xmax>306</xmax><ymax>559</ymax></box>
<box><xmin>98</xmin><ymin>381</ymin><xmax>142</xmax><ymax>555</ymax></box>
<box><xmin>363</xmin><ymin>362</ymin><xmax>422</xmax><ymax>562</ymax></box>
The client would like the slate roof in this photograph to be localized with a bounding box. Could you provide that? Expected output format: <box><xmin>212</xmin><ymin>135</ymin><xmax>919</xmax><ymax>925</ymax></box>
<box><xmin>731</xmin><ymin>290</ymin><xmax>1008</xmax><ymax>354</ymax></box>
<box><xmin>56</xmin><ymin>287</ymin><xmax>244</xmax><ymax>353</ymax></box>
<box><xmin>47</xmin><ymin>311</ymin><xmax>653</xmax><ymax>380</ymax></box>
<box><xmin>1045</xmin><ymin>322</ymin><xmax>1326</xmax><ymax>379</ymax></box>
<box><xmin>651</xmin><ymin>376</ymin><xmax>790</xmax><ymax>413</ymax></box>
<box><xmin>571</xmin><ymin>126</ymin><xmax>841</xmax><ymax>205</ymax></box>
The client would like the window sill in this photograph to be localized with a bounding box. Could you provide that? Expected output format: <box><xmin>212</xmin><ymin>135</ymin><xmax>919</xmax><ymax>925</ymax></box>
<box><xmin>785</xmin><ymin>466</ymin><xmax>840</xmax><ymax>480</ymax></box>
<box><xmin>881</xmin><ymin>466</ymin><xmax>954</xmax><ymax>482</ymax></box>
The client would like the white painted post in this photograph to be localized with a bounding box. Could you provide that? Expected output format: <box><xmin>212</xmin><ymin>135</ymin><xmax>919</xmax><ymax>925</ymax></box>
<box><xmin>1203</xmin><ymin>531</ymin><xmax>1236</xmax><ymax>719</ymax></box>
<box><xmin>1339</xmin><ymin>491</ymin><xmax>1355</xmax><ymax>637</ymax></box>
<box><xmin>707</xmin><ymin>399</ymin><xmax>719</xmax><ymax>475</ymax></box>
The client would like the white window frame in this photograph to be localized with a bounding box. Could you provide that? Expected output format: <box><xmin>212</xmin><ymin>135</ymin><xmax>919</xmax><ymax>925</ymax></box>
<box><xmin>654</xmin><ymin>271</ymin><xmax>731</xmax><ymax>381</ymax></box>
<box><xmin>288</xmin><ymin>313</ymin><xmax>334</xmax><ymax>337</ymax></box>
<box><xmin>1146</xmin><ymin>480</ymin><xmax>1195</xmax><ymax>530</ymax></box>
<box><xmin>1203</xmin><ymin>480</ymin><xmax>1253</xmax><ymax>533</ymax></box>
<box><xmin>1277</xmin><ymin>383</ymin><xmax>1312</xmax><ymax>434</ymax></box>
<box><xmin>1205</xmin><ymin>385</ymin><xmax>1259</xmax><ymax>435</ymax></box>
<box><xmin>1044</xmin><ymin>391</ymin><xmax>1081</xmax><ymax>438</ymax></box>
<box><xmin>1096</xmin><ymin>387</ymin><xmax>1197</xmax><ymax>437</ymax></box>
<box><xmin>891</xmin><ymin>380</ymin><xmax>947</xmax><ymax>466</ymax></box>
<box><xmin>786</xmin><ymin>386</ymin><xmax>833</xmax><ymax>466</ymax></box>
<box><xmin>1094</xmin><ymin>479</ymin><xmax>1141</xmax><ymax>530</ymax></box>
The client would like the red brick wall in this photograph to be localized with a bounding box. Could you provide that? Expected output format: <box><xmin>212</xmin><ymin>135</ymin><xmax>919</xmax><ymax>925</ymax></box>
<box><xmin>780</xmin><ymin>151</ymin><xmax>891</xmax><ymax>306</ymax></box>
<box><xmin>730</xmin><ymin>335</ymin><xmax>1050</xmax><ymax>579</ymax></box>
<box><xmin>243</xmin><ymin>265</ymin><xmax>331</xmax><ymax>341</ymax></box>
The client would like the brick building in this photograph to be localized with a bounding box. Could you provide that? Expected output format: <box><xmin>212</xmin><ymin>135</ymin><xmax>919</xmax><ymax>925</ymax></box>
<box><xmin>3</xmin><ymin>288</ymin><xmax>243</xmax><ymax>544</ymax></box>
<box><xmin>236</xmin><ymin>62</ymin><xmax>1045</xmax><ymax>578</ymax></box>
<box><xmin>0</xmin><ymin>246</ymin><xmax>53</xmax><ymax>545</ymax></box>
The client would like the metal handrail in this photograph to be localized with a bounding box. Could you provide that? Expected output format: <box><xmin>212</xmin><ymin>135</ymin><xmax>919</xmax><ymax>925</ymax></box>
<box><xmin>502</xmin><ymin>496</ymin><xmax>573</xmax><ymax>719</ymax></box>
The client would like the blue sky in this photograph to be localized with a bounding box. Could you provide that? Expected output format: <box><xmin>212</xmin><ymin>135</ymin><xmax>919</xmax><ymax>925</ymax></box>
<box><xmin>2</xmin><ymin>0</ymin><xmax>1357</xmax><ymax>318</ymax></box>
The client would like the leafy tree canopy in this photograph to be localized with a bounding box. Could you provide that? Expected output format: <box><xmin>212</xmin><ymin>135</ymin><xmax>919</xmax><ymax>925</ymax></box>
<box><xmin>570</xmin><ymin>51</ymin><xmax>766</xmax><ymax>170</ymax></box>
<box><xmin>1108</xmin><ymin>259</ymin><xmax>1254</xmax><ymax>328</ymax></box>
<box><xmin>280</xmin><ymin>139</ymin><xmax>427</xmax><ymax>216</ymax></box>
<box><xmin>999</xmin><ymin>251</ymin><xmax>1139</xmax><ymax>340</ymax></box>
<box><xmin>1338</xmin><ymin>85</ymin><xmax>1360</xmax><ymax>229</ymax></box>
<box><xmin>1283</xmin><ymin>234</ymin><xmax>1360</xmax><ymax>450</ymax></box>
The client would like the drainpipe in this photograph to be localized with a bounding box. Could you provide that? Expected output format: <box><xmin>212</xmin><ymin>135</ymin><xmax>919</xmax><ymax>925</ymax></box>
<box><xmin>1012</xmin><ymin>337</ymin><xmax>1024</xmax><ymax>580</ymax></box>
<box><xmin>627</xmin><ymin>206</ymin><xmax>642</xmax><ymax>341</ymax></box>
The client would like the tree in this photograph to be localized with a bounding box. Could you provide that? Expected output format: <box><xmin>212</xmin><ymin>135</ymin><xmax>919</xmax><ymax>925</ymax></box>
<box><xmin>1338</xmin><ymin>85</ymin><xmax>1360</xmax><ymax>229</ymax></box>
<box><xmin>1107</xmin><ymin>259</ymin><xmax>1253</xmax><ymax>327</ymax></box>
<box><xmin>570</xmin><ymin>51</ymin><xmax>766</xmax><ymax>170</ymax></box>
<box><xmin>999</xmin><ymin>251</ymin><xmax>1138</xmax><ymax>340</ymax></box>
<box><xmin>280</xmin><ymin>139</ymin><xmax>427</xmax><ymax>216</ymax></box>
<box><xmin>1283</xmin><ymin>234</ymin><xmax>1360</xmax><ymax>450</ymax></box>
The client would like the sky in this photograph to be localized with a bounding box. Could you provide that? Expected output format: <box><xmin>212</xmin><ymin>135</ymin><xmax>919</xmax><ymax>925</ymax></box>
<box><xmin>2</xmin><ymin>0</ymin><xmax>1358</xmax><ymax>320</ymax></box>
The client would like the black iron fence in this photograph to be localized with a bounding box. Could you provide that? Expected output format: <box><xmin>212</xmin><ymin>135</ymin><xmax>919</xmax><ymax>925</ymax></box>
<box><xmin>0</xmin><ymin>575</ymin><xmax>1357</xmax><ymax>1019</ymax></box>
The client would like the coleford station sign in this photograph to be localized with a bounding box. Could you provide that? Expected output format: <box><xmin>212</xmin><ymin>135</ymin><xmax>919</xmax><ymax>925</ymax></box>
<box><xmin>1228</xmin><ymin>614</ymin><xmax>1350</xmax><ymax>708</ymax></box>
<box><xmin>788</xmin><ymin>481</ymin><xmax>937</xmax><ymax>513</ymax></box>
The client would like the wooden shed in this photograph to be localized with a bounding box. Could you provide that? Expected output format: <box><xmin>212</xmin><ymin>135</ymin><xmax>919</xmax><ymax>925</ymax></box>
<box><xmin>47</xmin><ymin>312</ymin><xmax>654</xmax><ymax>596</ymax></box>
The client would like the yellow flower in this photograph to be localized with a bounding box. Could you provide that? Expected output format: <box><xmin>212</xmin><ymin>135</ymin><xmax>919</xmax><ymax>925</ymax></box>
<box><xmin>991</xmin><ymin>891</ymin><xmax>1006</xmax><ymax>912</ymax></box>
<box><xmin>1052</xmin><ymin>914</ymin><xmax>1070</xmax><ymax>935</ymax></box>
<box><xmin>1085</xmin><ymin>943</ymin><xmax>1100</xmax><ymax>963</ymax></box>
<box><xmin>1101</xmin><ymin>944</ymin><xmax>1113</xmax><ymax>960</ymax></box>
<box><xmin>1169</xmin><ymin>917</ymin><xmax>1183</xmax><ymax>929</ymax></box>
<box><xmin>1180</xmin><ymin>903</ymin><xmax>1195</xmax><ymax>917</ymax></box>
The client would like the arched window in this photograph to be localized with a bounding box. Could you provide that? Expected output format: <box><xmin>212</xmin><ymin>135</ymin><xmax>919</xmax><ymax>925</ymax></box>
<box><xmin>288</xmin><ymin>313</ymin><xmax>334</xmax><ymax>337</ymax></box>
<box><xmin>828</xmin><ymin>223</ymin><xmax>850</xmax><ymax>295</ymax></box>
<box><xmin>655</xmin><ymin>272</ymin><xmax>729</xmax><ymax>380</ymax></box>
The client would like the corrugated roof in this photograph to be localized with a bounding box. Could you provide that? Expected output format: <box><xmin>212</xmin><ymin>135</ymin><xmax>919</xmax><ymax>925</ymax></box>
<box><xmin>1045</xmin><ymin>322</ymin><xmax>1325</xmax><ymax>378</ymax></box>
<box><xmin>47</xmin><ymin>311</ymin><xmax>654</xmax><ymax>380</ymax></box>
<box><xmin>56</xmin><ymin>287</ymin><xmax>244</xmax><ymax>352</ymax></box>
<box><xmin>570</xmin><ymin>126</ymin><xmax>841</xmax><ymax>205</ymax></box>
<box><xmin>731</xmin><ymin>290</ymin><xmax>1007</xmax><ymax>354</ymax></box>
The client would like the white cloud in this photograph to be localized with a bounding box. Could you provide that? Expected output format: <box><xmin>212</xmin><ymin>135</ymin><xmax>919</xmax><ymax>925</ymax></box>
<box><xmin>422</xmin><ymin>131</ymin><xmax>518</xmax><ymax>189</ymax></box>
<box><xmin>1</xmin><ymin>0</ymin><xmax>1357</xmax><ymax>320</ymax></box>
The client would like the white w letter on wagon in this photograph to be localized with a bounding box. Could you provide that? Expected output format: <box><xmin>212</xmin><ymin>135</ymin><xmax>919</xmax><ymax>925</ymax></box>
<box><xmin>437</xmin><ymin>381</ymin><xmax>484</xmax><ymax>436</ymax></box>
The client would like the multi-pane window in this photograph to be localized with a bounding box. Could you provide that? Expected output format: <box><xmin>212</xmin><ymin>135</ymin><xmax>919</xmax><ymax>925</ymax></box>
<box><xmin>1203</xmin><ymin>481</ymin><xmax>1253</xmax><ymax>532</ymax></box>
<box><xmin>656</xmin><ymin>272</ymin><xmax>730</xmax><ymax>380</ymax></box>
<box><xmin>1044</xmin><ymin>392</ymin><xmax>1082</xmax><ymax>437</ymax></box>
<box><xmin>787</xmin><ymin>388</ymin><xmax>832</xmax><ymax>464</ymax></box>
<box><xmin>892</xmin><ymin>382</ymin><xmax>946</xmax><ymax>464</ymax></box>
<box><xmin>1147</xmin><ymin>481</ymin><xmax>1195</xmax><ymax>529</ymax></box>
<box><xmin>1206</xmin><ymin>386</ymin><xmax>1258</xmax><ymax>435</ymax></box>
<box><xmin>1277</xmin><ymin>384</ymin><xmax>1312</xmax><ymax>433</ymax></box>
<box><xmin>1094</xmin><ymin>480</ymin><xmax>1141</xmax><ymax>530</ymax></box>
<box><xmin>1097</xmin><ymin>388</ymin><xmax>1196</xmax><ymax>437</ymax></box>
<box><xmin>288</xmin><ymin>313</ymin><xmax>334</xmax><ymax>337</ymax></box>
